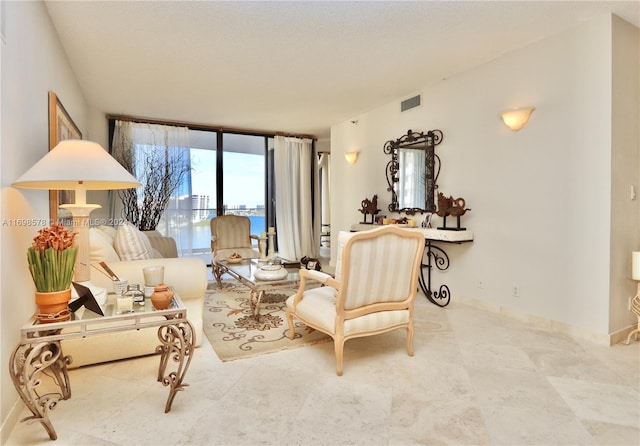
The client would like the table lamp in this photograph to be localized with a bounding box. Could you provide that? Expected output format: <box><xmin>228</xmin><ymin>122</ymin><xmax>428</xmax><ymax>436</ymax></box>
<box><xmin>12</xmin><ymin>140</ymin><xmax>141</xmax><ymax>303</ymax></box>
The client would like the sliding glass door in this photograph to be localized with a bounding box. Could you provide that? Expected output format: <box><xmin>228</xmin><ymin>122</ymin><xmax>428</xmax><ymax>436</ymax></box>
<box><xmin>188</xmin><ymin>130</ymin><xmax>218</xmax><ymax>255</ymax></box>
<box><xmin>161</xmin><ymin>131</ymin><xmax>267</xmax><ymax>258</ymax></box>
<box><xmin>222</xmin><ymin>134</ymin><xmax>266</xmax><ymax>237</ymax></box>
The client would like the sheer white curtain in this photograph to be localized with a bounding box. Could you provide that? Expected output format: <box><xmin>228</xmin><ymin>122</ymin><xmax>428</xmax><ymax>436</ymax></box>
<box><xmin>111</xmin><ymin>121</ymin><xmax>192</xmax><ymax>255</ymax></box>
<box><xmin>158</xmin><ymin>150</ymin><xmax>192</xmax><ymax>257</ymax></box>
<box><xmin>318</xmin><ymin>153</ymin><xmax>331</xmax><ymax>226</ymax></box>
<box><xmin>274</xmin><ymin>136</ymin><xmax>320</xmax><ymax>260</ymax></box>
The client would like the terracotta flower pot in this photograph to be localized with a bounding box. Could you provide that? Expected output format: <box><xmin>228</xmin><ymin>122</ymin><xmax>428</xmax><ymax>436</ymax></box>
<box><xmin>35</xmin><ymin>289</ymin><xmax>72</xmax><ymax>323</ymax></box>
<box><xmin>151</xmin><ymin>284</ymin><xmax>173</xmax><ymax>310</ymax></box>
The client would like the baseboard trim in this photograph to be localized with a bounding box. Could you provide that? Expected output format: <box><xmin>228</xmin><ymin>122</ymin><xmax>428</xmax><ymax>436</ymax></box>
<box><xmin>609</xmin><ymin>324</ymin><xmax>640</xmax><ymax>346</ymax></box>
<box><xmin>1</xmin><ymin>400</ymin><xmax>24</xmax><ymax>445</ymax></box>
<box><xmin>456</xmin><ymin>296</ymin><xmax>636</xmax><ymax>346</ymax></box>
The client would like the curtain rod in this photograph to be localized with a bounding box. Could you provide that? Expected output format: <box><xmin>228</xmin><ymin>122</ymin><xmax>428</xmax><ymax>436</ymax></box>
<box><xmin>106</xmin><ymin>114</ymin><xmax>318</xmax><ymax>141</ymax></box>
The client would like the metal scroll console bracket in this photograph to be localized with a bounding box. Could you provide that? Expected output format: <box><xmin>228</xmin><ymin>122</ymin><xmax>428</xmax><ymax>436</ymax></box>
<box><xmin>418</xmin><ymin>240</ymin><xmax>453</xmax><ymax>307</ymax></box>
<box><xmin>417</xmin><ymin>235</ymin><xmax>474</xmax><ymax>307</ymax></box>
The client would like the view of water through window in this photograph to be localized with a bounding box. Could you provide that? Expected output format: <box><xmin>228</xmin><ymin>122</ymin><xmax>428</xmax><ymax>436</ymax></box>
<box><xmin>189</xmin><ymin>145</ymin><xmax>265</xmax><ymax>252</ymax></box>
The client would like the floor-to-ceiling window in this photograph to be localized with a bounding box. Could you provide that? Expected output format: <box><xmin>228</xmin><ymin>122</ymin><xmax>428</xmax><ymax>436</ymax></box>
<box><xmin>108</xmin><ymin>118</ymin><xmax>313</xmax><ymax>261</ymax></box>
<box><xmin>222</xmin><ymin>133</ymin><xmax>266</xmax><ymax>236</ymax></box>
<box><xmin>179</xmin><ymin>129</ymin><xmax>218</xmax><ymax>257</ymax></box>
<box><xmin>161</xmin><ymin>130</ymin><xmax>268</xmax><ymax>259</ymax></box>
<box><xmin>175</xmin><ymin>130</ymin><xmax>267</xmax><ymax>256</ymax></box>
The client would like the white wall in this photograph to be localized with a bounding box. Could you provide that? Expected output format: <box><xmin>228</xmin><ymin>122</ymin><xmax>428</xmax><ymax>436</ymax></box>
<box><xmin>610</xmin><ymin>15</ymin><xmax>640</xmax><ymax>333</ymax></box>
<box><xmin>85</xmin><ymin>106</ymin><xmax>113</xmax><ymax>220</ymax></box>
<box><xmin>330</xmin><ymin>14</ymin><xmax>639</xmax><ymax>340</ymax></box>
<box><xmin>0</xmin><ymin>0</ymin><xmax>88</xmax><ymax>436</ymax></box>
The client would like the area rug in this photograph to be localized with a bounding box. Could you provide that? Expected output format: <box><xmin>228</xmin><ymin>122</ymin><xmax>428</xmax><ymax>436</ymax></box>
<box><xmin>204</xmin><ymin>281</ymin><xmax>330</xmax><ymax>361</ymax></box>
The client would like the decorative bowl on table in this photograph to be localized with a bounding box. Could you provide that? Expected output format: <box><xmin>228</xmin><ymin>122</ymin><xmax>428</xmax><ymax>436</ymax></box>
<box><xmin>254</xmin><ymin>264</ymin><xmax>288</xmax><ymax>281</ymax></box>
<box><xmin>226</xmin><ymin>253</ymin><xmax>243</xmax><ymax>264</ymax></box>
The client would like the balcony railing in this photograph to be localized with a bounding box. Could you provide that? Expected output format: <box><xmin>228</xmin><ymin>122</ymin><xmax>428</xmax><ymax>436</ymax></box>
<box><xmin>161</xmin><ymin>207</ymin><xmax>266</xmax><ymax>256</ymax></box>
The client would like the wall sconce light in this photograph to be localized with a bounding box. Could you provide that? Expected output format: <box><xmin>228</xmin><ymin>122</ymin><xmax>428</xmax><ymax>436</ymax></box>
<box><xmin>345</xmin><ymin>151</ymin><xmax>359</xmax><ymax>165</ymax></box>
<box><xmin>500</xmin><ymin>107</ymin><xmax>535</xmax><ymax>131</ymax></box>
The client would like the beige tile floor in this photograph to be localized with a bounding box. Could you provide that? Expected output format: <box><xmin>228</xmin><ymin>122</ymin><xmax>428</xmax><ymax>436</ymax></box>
<box><xmin>5</xmin><ymin>288</ymin><xmax>640</xmax><ymax>445</ymax></box>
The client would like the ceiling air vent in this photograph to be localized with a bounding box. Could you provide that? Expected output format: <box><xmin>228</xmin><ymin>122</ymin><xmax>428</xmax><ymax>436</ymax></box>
<box><xmin>401</xmin><ymin>94</ymin><xmax>421</xmax><ymax>112</ymax></box>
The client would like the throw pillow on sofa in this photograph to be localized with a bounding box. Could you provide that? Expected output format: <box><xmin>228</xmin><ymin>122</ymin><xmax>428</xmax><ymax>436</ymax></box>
<box><xmin>114</xmin><ymin>222</ymin><xmax>155</xmax><ymax>261</ymax></box>
<box><xmin>89</xmin><ymin>227</ymin><xmax>120</xmax><ymax>263</ymax></box>
<box><xmin>96</xmin><ymin>224</ymin><xmax>117</xmax><ymax>241</ymax></box>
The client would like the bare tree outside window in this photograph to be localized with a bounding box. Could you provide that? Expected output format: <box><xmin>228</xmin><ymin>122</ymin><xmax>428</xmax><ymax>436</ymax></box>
<box><xmin>112</xmin><ymin>126</ymin><xmax>191</xmax><ymax>231</ymax></box>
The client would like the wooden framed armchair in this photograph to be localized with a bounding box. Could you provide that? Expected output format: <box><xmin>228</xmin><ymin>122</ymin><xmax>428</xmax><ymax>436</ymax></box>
<box><xmin>286</xmin><ymin>225</ymin><xmax>425</xmax><ymax>375</ymax></box>
<box><xmin>210</xmin><ymin>215</ymin><xmax>261</xmax><ymax>285</ymax></box>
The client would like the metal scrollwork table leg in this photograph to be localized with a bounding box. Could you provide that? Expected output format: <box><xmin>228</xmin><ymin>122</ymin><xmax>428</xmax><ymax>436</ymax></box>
<box><xmin>249</xmin><ymin>290</ymin><xmax>266</xmax><ymax>318</ymax></box>
<box><xmin>156</xmin><ymin>318</ymin><xmax>195</xmax><ymax>413</ymax></box>
<box><xmin>418</xmin><ymin>240</ymin><xmax>452</xmax><ymax>307</ymax></box>
<box><xmin>624</xmin><ymin>291</ymin><xmax>640</xmax><ymax>345</ymax></box>
<box><xmin>9</xmin><ymin>337</ymin><xmax>72</xmax><ymax>441</ymax></box>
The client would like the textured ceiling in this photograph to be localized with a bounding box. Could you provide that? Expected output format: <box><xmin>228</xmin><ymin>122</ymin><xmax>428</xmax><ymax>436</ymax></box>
<box><xmin>45</xmin><ymin>1</ymin><xmax>639</xmax><ymax>150</ymax></box>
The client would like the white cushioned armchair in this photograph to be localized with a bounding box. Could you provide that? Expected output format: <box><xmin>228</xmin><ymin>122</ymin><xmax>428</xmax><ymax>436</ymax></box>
<box><xmin>286</xmin><ymin>226</ymin><xmax>425</xmax><ymax>375</ymax></box>
<box><xmin>61</xmin><ymin>223</ymin><xmax>208</xmax><ymax>368</ymax></box>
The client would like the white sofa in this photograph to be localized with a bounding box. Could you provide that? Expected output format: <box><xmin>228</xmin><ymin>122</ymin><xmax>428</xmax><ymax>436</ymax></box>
<box><xmin>61</xmin><ymin>223</ymin><xmax>208</xmax><ymax>368</ymax></box>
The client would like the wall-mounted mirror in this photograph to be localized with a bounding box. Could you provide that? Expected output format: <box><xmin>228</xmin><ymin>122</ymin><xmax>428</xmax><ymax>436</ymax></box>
<box><xmin>384</xmin><ymin>129</ymin><xmax>443</xmax><ymax>214</ymax></box>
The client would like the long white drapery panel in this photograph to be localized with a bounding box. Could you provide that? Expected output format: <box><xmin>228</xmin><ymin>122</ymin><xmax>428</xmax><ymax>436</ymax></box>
<box><xmin>111</xmin><ymin>121</ymin><xmax>192</xmax><ymax>255</ymax></box>
<box><xmin>319</xmin><ymin>153</ymin><xmax>331</xmax><ymax>226</ymax></box>
<box><xmin>274</xmin><ymin>136</ymin><xmax>320</xmax><ymax>260</ymax></box>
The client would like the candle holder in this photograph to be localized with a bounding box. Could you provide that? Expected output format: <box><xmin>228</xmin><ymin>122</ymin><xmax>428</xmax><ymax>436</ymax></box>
<box><xmin>258</xmin><ymin>233</ymin><xmax>268</xmax><ymax>262</ymax></box>
<box><xmin>267</xmin><ymin>227</ymin><xmax>276</xmax><ymax>261</ymax></box>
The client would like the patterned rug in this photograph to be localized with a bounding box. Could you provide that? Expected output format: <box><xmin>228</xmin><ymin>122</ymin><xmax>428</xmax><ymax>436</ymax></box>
<box><xmin>204</xmin><ymin>280</ymin><xmax>330</xmax><ymax>361</ymax></box>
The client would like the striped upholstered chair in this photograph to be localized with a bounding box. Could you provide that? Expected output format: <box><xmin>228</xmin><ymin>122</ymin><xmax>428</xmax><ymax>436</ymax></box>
<box><xmin>286</xmin><ymin>225</ymin><xmax>425</xmax><ymax>375</ymax></box>
<box><xmin>210</xmin><ymin>215</ymin><xmax>261</xmax><ymax>285</ymax></box>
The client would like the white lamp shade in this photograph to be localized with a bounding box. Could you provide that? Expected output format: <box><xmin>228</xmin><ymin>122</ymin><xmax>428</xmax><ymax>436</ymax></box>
<box><xmin>632</xmin><ymin>252</ymin><xmax>640</xmax><ymax>281</ymax></box>
<box><xmin>500</xmin><ymin>107</ymin><xmax>535</xmax><ymax>131</ymax></box>
<box><xmin>12</xmin><ymin>140</ymin><xmax>140</xmax><ymax>190</ymax></box>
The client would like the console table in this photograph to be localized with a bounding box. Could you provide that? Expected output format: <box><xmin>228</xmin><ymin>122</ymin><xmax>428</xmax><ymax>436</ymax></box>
<box><xmin>350</xmin><ymin>224</ymin><xmax>474</xmax><ymax>307</ymax></box>
<box><xmin>9</xmin><ymin>293</ymin><xmax>194</xmax><ymax>440</ymax></box>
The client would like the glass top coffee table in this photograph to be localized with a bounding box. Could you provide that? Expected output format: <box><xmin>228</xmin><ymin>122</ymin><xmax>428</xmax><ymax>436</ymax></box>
<box><xmin>216</xmin><ymin>258</ymin><xmax>302</xmax><ymax>318</ymax></box>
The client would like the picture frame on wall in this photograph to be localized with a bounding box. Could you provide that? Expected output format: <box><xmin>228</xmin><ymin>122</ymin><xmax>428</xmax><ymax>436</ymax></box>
<box><xmin>48</xmin><ymin>91</ymin><xmax>82</xmax><ymax>222</ymax></box>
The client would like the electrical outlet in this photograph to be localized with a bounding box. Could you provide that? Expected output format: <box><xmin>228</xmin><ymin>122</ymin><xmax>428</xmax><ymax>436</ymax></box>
<box><xmin>512</xmin><ymin>286</ymin><xmax>520</xmax><ymax>298</ymax></box>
